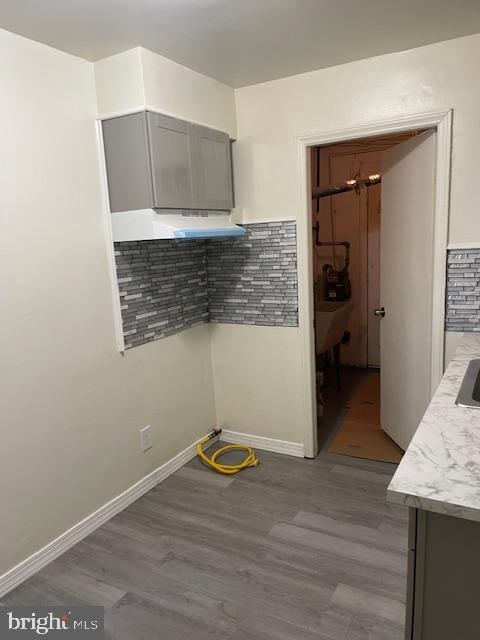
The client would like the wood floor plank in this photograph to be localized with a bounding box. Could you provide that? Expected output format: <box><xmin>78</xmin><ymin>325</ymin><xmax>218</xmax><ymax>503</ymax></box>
<box><xmin>331</xmin><ymin>584</ymin><xmax>405</xmax><ymax>627</ymax></box>
<box><xmin>231</xmin><ymin>611</ymin><xmax>336</xmax><ymax>640</ymax></box>
<box><xmin>293</xmin><ymin>511</ymin><xmax>407</xmax><ymax>552</ymax></box>
<box><xmin>270</xmin><ymin>523</ymin><xmax>406</xmax><ymax>575</ymax></box>
<box><xmin>346</xmin><ymin>614</ymin><xmax>405</xmax><ymax>640</ymax></box>
<box><xmin>103</xmin><ymin>504</ymin><xmax>271</xmax><ymax>568</ymax></box>
<box><xmin>174</xmin><ymin>465</ymin><xmax>235</xmax><ymax>487</ymax></box>
<box><xmin>315</xmin><ymin>450</ymin><xmax>398</xmax><ymax>476</ymax></box>
<box><xmin>330</xmin><ymin>464</ymin><xmax>393</xmax><ymax>486</ymax></box>
<box><xmin>308</xmin><ymin>484</ymin><xmax>408</xmax><ymax>525</ymax></box>
<box><xmin>378</xmin><ymin>518</ymin><xmax>409</xmax><ymax>541</ymax></box>
<box><xmin>2</xmin><ymin>440</ymin><xmax>407</xmax><ymax>640</ymax></box>
<box><xmin>1</xmin><ymin>567</ymin><xmax>127</xmax><ymax>609</ymax></box>
<box><xmin>155</xmin><ymin>481</ymin><xmax>299</xmax><ymax>523</ymax></box>
<box><xmin>264</xmin><ymin>536</ymin><xmax>406</xmax><ymax>604</ymax></box>
<box><xmin>104</xmin><ymin>590</ymin><xmax>241</xmax><ymax>640</ymax></box>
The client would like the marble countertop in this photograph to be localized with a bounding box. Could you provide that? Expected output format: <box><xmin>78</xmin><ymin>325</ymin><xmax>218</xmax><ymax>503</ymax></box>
<box><xmin>388</xmin><ymin>333</ymin><xmax>480</xmax><ymax>522</ymax></box>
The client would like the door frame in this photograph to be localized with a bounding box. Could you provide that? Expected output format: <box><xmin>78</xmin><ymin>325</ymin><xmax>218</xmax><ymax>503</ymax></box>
<box><xmin>296</xmin><ymin>109</ymin><xmax>452</xmax><ymax>457</ymax></box>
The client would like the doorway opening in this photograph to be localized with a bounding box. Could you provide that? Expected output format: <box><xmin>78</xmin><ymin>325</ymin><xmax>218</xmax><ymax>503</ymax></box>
<box><xmin>311</xmin><ymin>130</ymin><xmax>430</xmax><ymax>462</ymax></box>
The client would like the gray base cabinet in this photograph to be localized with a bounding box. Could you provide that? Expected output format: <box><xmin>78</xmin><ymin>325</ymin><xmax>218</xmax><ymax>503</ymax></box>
<box><xmin>406</xmin><ymin>508</ymin><xmax>480</xmax><ymax>640</ymax></box>
<box><xmin>102</xmin><ymin>111</ymin><xmax>233</xmax><ymax>212</ymax></box>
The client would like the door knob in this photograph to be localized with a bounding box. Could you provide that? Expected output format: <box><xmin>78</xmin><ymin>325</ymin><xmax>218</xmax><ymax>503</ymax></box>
<box><xmin>374</xmin><ymin>307</ymin><xmax>385</xmax><ymax>318</ymax></box>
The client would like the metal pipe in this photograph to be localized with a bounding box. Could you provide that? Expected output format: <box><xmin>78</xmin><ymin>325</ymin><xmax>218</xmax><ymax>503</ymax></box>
<box><xmin>312</xmin><ymin>174</ymin><xmax>381</xmax><ymax>199</ymax></box>
<box><xmin>316</xmin><ymin>240</ymin><xmax>350</xmax><ymax>269</ymax></box>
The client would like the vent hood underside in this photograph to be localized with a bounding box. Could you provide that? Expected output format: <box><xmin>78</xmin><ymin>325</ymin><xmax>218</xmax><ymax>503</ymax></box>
<box><xmin>111</xmin><ymin>210</ymin><xmax>246</xmax><ymax>241</ymax></box>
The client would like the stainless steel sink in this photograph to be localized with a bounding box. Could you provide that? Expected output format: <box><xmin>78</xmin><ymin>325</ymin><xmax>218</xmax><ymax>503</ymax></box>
<box><xmin>456</xmin><ymin>359</ymin><xmax>480</xmax><ymax>408</ymax></box>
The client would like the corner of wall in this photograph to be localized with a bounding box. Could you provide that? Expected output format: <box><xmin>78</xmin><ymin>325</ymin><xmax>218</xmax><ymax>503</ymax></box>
<box><xmin>94</xmin><ymin>47</ymin><xmax>146</xmax><ymax>118</ymax></box>
<box><xmin>207</xmin><ymin>323</ymin><xmax>220</xmax><ymax>427</ymax></box>
<box><xmin>139</xmin><ymin>46</ymin><xmax>236</xmax><ymax>137</ymax></box>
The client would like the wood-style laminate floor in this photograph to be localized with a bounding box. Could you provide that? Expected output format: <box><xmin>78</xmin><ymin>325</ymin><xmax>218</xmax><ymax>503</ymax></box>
<box><xmin>2</xmin><ymin>445</ymin><xmax>408</xmax><ymax>640</ymax></box>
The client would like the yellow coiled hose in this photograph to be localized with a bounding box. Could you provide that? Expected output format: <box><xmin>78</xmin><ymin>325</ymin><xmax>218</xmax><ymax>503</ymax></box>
<box><xmin>197</xmin><ymin>429</ymin><xmax>260</xmax><ymax>475</ymax></box>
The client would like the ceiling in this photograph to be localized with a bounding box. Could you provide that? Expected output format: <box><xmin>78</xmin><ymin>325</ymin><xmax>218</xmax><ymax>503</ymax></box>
<box><xmin>2</xmin><ymin>0</ymin><xmax>480</xmax><ymax>88</ymax></box>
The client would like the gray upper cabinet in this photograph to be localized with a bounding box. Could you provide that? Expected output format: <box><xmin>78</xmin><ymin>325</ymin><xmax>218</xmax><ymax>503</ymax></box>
<box><xmin>191</xmin><ymin>125</ymin><xmax>233</xmax><ymax>210</ymax></box>
<box><xmin>147</xmin><ymin>112</ymin><xmax>195</xmax><ymax>209</ymax></box>
<box><xmin>102</xmin><ymin>111</ymin><xmax>233</xmax><ymax>213</ymax></box>
<box><xmin>102</xmin><ymin>112</ymin><xmax>153</xmax><ymax>213</ymax></box>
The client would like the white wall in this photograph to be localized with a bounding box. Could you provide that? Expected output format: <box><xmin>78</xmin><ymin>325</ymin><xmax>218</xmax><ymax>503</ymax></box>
<box><xmin>140</xmin><ymin>48</ymin><xmax>236</xmax><ymax>137</ymax></box>
<box><xmin>218</xmin><ymin>34</ymin><xmax>480</xmax><ymax>454</ymax></box>
<box><xmin>95</xmin><ymin>47</ymin><xmax>237</xmax><ymax>137</ymax></box>
<box><xmin>0</xmin><ymin>29</ymin><xmax>216</xmax><ymax>577</ymax></box>
<box><xmin>4</xmin><ymin>27</ymin><xmax>478</xmax><ymax>576</ymax></box>
<box><xmin>233</xmin><ymin>33</ymin><xmax>480</xmax><ymax>244</ymax></box>
<box><xmin>210</xmin><ymin>325</ymin><xmax>305</xmax><ymax>443</ymax></box>
<box><xmin>94</xmin><ymin>47</ymin><xmax>145</xmax><ymax>117</ymax></box>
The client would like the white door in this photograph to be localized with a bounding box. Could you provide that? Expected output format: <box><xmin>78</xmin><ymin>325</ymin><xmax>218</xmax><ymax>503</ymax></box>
<box><xmin>380</xmin><ymin>131</ymin><xmax>436</xmax><ymax>451</ymax></box>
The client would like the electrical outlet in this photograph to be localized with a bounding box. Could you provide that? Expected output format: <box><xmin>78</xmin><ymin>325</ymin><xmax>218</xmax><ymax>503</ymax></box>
<box><xmin>140</xmin><ymin>425</ymin><xmax>153</xmax><ymax>452</ymax></box>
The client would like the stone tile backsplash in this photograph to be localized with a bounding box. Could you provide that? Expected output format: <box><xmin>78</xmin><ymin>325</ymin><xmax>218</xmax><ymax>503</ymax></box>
<box><xmin>114</xmin><ymin>240</ymin><xmax>208</xmax><ymax>349</ymax></box>
<box><xmin>207</xmin><ymin>222</ymin><xmax>298</xmax><ymax>326</ymax></box>
<box><xmin>446</xmin><ymin>249</ymin><xmax>480</xmax><ymax>332</ymax></box>
<box><xmin>115</xmin><ymin>235</ymin><xmax>480</xmax><ymax>348</ymax></box>
<box><xmin>114</xmin><ymin>220</ymin><xmax>299</xmax><ymax>349</ymax></box>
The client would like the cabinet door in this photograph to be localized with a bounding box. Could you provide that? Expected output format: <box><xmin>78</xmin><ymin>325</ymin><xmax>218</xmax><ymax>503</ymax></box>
<box><xmin>146</xmin><ymin>112</ymin><xmax>195</xmax><ymax>209</ymax></box>
<box><xmin>413</xmin><ymin>511</ymin><xmax>480</xmax><ymax>640</ymax></box>
<box><xmin>192</xmin><ymin>124</ymin><xmax>233</xmax><ymax>210</ymax></box>
<box><xmin>102</xmin><ymin>112</ymin><xmax>153</xmax><ymax>213</ymax></box>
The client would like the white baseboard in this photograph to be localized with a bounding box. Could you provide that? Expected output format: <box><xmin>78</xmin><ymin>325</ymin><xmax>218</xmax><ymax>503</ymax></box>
<box><xmin>220</xmin><ymin>429</ymin><xmax>304</xmax><ymax>458</ymax></box>
<box><xmin>0</xmin><ymin>429</ymin><xmax>303</xmax><ymax>598</ymax></box>
<box><xmin>0</xmin><ymin>432</ymin><xmax>218</xmax><ymax>599</ymax></box>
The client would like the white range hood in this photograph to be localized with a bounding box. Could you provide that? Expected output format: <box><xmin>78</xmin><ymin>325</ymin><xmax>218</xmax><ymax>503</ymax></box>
<box><xmin>111</xmin><ymin>209</ymin><xmax>246</xmax><ymax>241</ymax></box>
